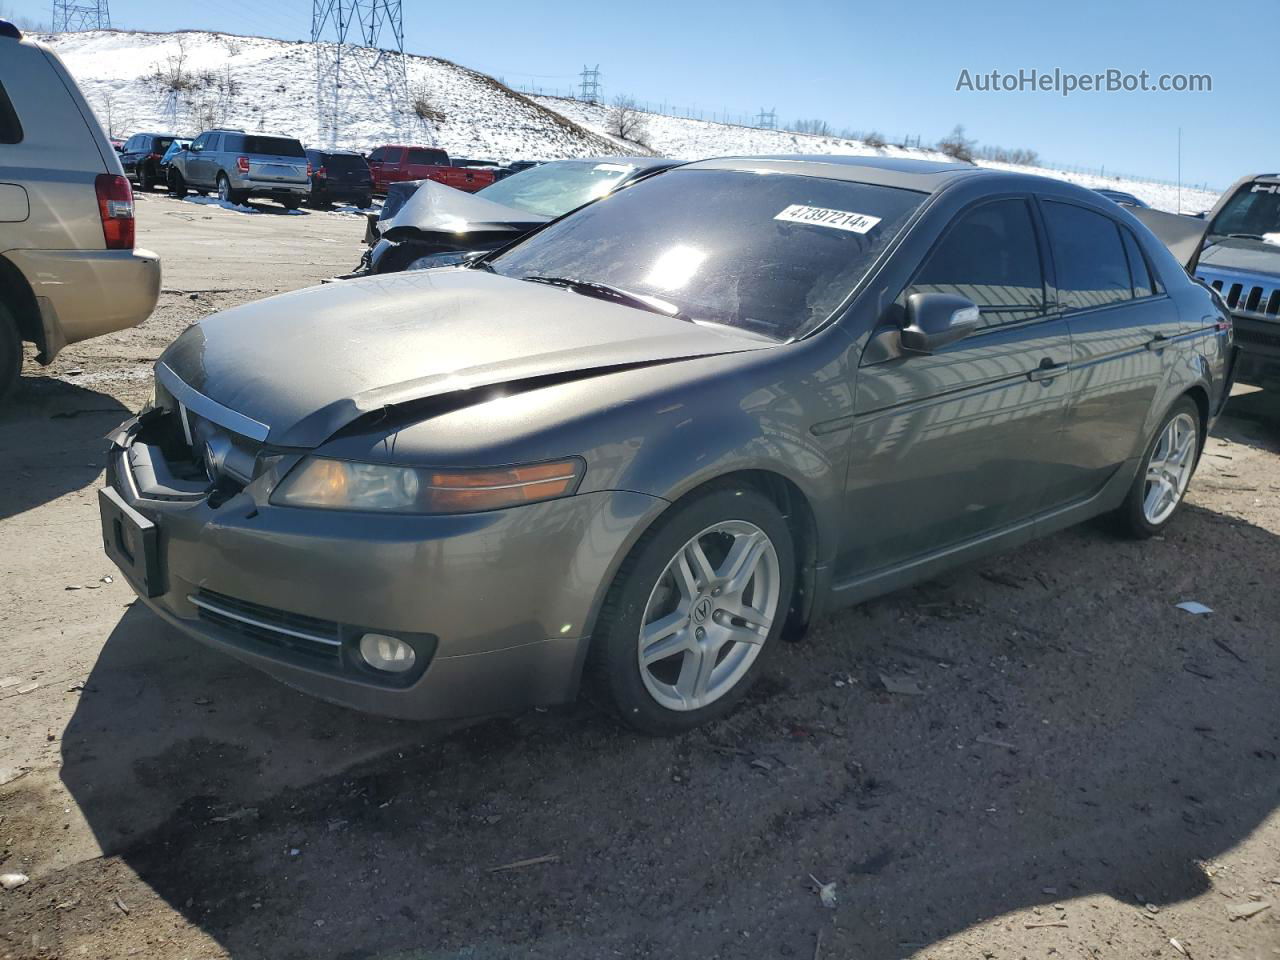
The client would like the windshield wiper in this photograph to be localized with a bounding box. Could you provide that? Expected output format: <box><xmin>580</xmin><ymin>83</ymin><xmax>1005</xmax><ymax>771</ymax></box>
<box><xmin>1226</xmin><ymin>233</ymin><xmax>1267</xmax><ymax>241</ymax></box>
<box><xmin>521</xmin><ymin>275</ymin><xmax>688</xmax><ymax>320</ymax></box>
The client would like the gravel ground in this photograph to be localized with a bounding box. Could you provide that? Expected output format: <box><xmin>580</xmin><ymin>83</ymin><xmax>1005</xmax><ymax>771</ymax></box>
<box><xmin>0</xmin><ymin>191</ymin><xmax>1277</xmax><ymax>960</ymax></box>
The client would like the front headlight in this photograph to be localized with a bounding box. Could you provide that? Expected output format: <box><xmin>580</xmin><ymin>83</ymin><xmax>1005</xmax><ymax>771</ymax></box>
<box><xmin>270</xmin><ymin>457</ymin><xmax>585</xmax><ymax>514</ymax></box>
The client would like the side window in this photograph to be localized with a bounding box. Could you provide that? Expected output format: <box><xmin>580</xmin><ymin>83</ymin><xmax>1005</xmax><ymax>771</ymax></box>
<box><xmin>904</xmin><ymin>198</ymin><xmax>1046</xmax><ymax>329</ymax></box>
<box><xmin>407</xmin><ymin>148</ymin><xmax>434</xmax><ymax>165</ymax></box>
<box><xmin>1043</xmin><ymin>202</ymin><xmax>1132</xmax><ymax>311</ymax></box>
<box><xmin>0</xmin><ymin>80</ymin><xmax>22</xmax><ymax>144</ymax></box>
<box><xmin>367</xmin><ymin>147</ymin><xmax>385</xmax><ymax>163</ymax></box>
<box><xmin>190</xmin><ymin>133</ymin><xmax>208</xmax><ymax>153</ymax></box>
<box><xmin>123</xmin><ymin>135</ymin><xmax>138</xmax><ymax>152</ymax></box>
<box><xmin>206</xmin><ymin>134</ymin><xmax>222</xmax><ymax>152</ymax></box>
<box><xmin>1120</xmin><ymin>228</ymin><xmax>1155</xmax><ymax>298</ymax></box>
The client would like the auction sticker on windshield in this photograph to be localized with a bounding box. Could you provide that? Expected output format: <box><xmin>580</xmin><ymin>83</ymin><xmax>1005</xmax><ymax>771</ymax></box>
<box><xmin>774</xmin><ymin>204</ymin><xmax>882</xmax><ymax>234</ymax></box>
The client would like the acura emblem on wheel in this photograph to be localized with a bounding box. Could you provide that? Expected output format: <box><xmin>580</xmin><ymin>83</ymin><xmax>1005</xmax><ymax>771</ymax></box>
<box><xmin>692</xmin><ymin>596</ymin><xmax>713</xmax><ymax>624</ymax></box>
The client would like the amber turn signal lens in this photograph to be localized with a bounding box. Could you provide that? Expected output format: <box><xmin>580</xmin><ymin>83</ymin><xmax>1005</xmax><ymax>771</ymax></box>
<box><xmin>427</xmin><ymin>461</ymin><xmax>582</xmax><ymax>513</ymax></box>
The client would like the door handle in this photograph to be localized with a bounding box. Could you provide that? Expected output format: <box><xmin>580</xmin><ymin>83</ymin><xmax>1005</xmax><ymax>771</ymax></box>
<box><xmin>1027</xmin><ymin>359</ymin><xmax>1069</xmax><ymax>382</ymax></box>
<box><xmin>1144</xmin><ymin>334</ymin><xmax>1169</xmax><ymax>351</ymax></box>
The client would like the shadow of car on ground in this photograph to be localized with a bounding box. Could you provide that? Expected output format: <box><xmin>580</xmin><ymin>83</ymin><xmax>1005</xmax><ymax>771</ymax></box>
<box><xmin>0</xmin><ymin>376</ymin><xmax>131</xmax><ymax>520</ymax></box>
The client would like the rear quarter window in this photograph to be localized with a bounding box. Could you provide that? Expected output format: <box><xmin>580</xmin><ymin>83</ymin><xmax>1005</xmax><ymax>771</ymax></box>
<box><xmin>2</xmin><ymin>82</ymin><xmax>27</xmax><ymax>143</ymax></box>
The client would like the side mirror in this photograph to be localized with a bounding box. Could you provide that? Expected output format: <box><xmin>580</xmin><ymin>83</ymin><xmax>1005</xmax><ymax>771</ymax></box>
<box><xmin>901</xmin><ymin>292</ymin><xmax>980</xmax><ymax>354</ymax></box>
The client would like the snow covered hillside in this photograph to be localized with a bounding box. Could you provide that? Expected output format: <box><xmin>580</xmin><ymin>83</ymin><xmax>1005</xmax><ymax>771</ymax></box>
<box><xmin>43</xmin><ymin>29</ymin><xmax>1220</xmax><ymax>214</ymax></box>
<box><xmin>537</xmin><ymin>95</ymin><xmax>1221</xmax><ymax>214</ymax></box>
<box><xmin>42</xmin><ymin>30</ymin><xmax>619</xmax><ymax>160</ymax></box>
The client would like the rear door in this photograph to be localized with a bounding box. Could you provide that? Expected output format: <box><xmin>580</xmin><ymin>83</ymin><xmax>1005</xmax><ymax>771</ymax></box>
<box><xmin>845</xmin><ymin>196</ymin><xmax>1072</xmax><ymax>576</ymax></box>
<box><xmin>1043</xmin><ymin>200</ymin><xmax>1176</xmax><ymax>503</ymax></box>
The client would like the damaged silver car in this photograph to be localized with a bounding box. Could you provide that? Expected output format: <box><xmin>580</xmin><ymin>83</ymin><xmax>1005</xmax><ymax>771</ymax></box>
<box><xmin>100</xmin><ymin>156</ymin><xmax>1232</xmax><ymax>734</ymax></box>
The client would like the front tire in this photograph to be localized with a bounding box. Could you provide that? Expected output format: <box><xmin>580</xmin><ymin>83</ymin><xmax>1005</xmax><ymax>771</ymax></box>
<box><xmin>1114</xmin><ymin>396</ymin><xmax>1201</xmax><ymax>538</ymax></box>
<box><xmin>591</xmin><ymin>484</ymin><xmax>795</xmax><ymax>736</ymax></box>
<box><xmin>167</xmin><ymin>168</ymin><xmax>187</xmax><ymax>197</ymax></box>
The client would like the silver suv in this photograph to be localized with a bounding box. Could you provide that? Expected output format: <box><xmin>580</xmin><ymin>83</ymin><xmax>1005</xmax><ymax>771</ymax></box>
<box><xmin>0</xmin><ymin>21</ymin><xmax>161</xmax><ymax>400</ymax></box>
<box><xmin>167</xmin><ymin>129</ymin><xmax>311</xmax><ymax>210</ymax></box>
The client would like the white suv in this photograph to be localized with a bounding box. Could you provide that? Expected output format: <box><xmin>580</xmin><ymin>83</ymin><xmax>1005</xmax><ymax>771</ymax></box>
<box><xmin>0</xmin><ymin>21</ymin><xmax>160</xmax><ymax>400</ymax></box>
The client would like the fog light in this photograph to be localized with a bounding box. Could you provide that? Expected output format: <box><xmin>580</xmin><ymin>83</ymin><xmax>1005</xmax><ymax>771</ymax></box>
<box><xmin>359</xmin><ymin>633</ymin><xmax>416</xmax><ymax>673</ymax></box>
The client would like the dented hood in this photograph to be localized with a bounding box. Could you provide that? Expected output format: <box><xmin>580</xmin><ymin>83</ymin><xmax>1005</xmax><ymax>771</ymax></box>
<box><xmin>379</xmin><ymin>179</ymin><xmax>546</xmax><ymax>242</ymax></box>
<box><xmin>158</xmin><ymin>269</ymin><xmax>767</xmax><ymax>448</ymax></box>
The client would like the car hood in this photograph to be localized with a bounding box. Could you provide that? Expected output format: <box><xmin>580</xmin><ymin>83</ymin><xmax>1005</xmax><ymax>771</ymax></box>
<box><xmin>1198</xmin><ymin>237</ymin><xmax>1280</xmax><ymax>276</ymax></box>
<box><xmin>159</xmin><ymin>269</ymin><xmax>769</xmax><ymax>448</ymax></box>
<box><xmin>379</xmin><ymin>180</ymin><xmax>547</xmax><ymax>243</ymax></box>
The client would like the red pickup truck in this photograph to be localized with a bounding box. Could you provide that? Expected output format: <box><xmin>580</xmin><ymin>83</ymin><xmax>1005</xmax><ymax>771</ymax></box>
<box><xmin>366</xmin><ymin>145</ymin><xmax>496</xmax><ymax>195</ymax></box>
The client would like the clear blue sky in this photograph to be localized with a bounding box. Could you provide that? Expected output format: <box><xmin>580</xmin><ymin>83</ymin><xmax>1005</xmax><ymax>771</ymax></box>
<box><xmin>7</xmin><ymin>0</ymin><xmax>1272</xmax><ymax>189</ymax></box>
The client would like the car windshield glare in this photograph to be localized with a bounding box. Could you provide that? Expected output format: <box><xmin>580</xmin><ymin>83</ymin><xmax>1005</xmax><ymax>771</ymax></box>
<box><xmin>1208</xmin><ymin>181</ymin><xmax>1280</xmax><ymax>244</ymax></box>
<box><xmin>489</xmin><ymin>168</ymin><xmax>926</xmax><ymax>340</ymax></box>
<box><xmin>479</xmin><ymin>160</ymin><xmax>639</xmax><ymax>218</ymax></box>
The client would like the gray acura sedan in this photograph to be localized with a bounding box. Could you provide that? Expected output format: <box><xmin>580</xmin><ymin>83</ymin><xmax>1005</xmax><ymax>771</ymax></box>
<box><xmin>100</xmin><ymin>156</ymin><xmax>1233</xmax><ymax>735</ymax></box>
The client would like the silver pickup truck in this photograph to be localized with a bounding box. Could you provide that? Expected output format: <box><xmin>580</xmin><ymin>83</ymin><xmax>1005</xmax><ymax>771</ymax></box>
<box><xmin>167</xmin><ymin>129</ymin><xmax>310</xmax><ymax>210</ymax></box>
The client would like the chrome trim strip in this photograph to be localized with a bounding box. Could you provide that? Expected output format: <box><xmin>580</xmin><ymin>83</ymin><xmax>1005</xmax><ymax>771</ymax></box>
<box><xmin>187</xmin><ymin>594</ymin><xmax>343</xmax><ymax>647</ymax></box>
<box><xmin>156</xmin><ymin>362</ymin><xmax>270</xmax><ymax>442</ymax></box>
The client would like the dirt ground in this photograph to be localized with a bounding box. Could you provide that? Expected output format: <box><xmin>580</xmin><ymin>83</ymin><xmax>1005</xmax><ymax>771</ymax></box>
<box><xmin>1</xmin><ymin>191</ymin><xmax>1277</xmax><ymax>960</ymax></box>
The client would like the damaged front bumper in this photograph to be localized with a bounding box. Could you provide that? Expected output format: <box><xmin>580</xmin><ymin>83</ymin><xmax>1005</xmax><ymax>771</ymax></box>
<box><xmin>98</xmin><ymin>409</ymin><xmax>665</xmax><ymax>720</ymax></box>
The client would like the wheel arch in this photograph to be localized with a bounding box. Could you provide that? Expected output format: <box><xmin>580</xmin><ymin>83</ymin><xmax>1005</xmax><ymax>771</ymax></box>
<box><xmin>577</xmin><ymin>467</ymin><xmax>825</xmax><ymax>671</ymax></box>
<box><xmin>0</xmin><ymin>254</ymin><xmax>46</xmax><ymax>357</ymax></box>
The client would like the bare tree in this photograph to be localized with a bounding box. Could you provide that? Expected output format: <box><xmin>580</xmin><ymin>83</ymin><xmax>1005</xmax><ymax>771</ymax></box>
<box><xmin>410</xmin><ymin>83</ymin><xmax>445</xmax><ymax>125</ymax></box>
<box><xmin>608</xmin><ymin>95</ymin><xmax>648</xmax><ymax>145</ymax></box>
<box><xmin>789</xmin><ymin>118</ymin><xmax>831</xmax><ymax>136</ymax></box>
<box><xmin>937</xmin><ymin>124</ymin><xmax>977</xmax><ymax>162</ymax></box>
<box><xmin>90</xmin><ymin>89</ymin><xmax>133</xmax><ymax>139</ymax></box>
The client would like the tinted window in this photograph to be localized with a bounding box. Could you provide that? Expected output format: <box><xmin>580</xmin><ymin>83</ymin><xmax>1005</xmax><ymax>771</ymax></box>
<box><xmin>123</xmin><ymin>135</ymin><xmax>138</xmax><ymax>152</ymax></box>
<box><xmin>904</xmin><ymin>198</ymin><xmax>1045</xmax><ymax>328</ymax></box>
<box><xmin>367</xmin><ymin>147</ymin><xmax>387</xmax><ymax>163</ymax></box>
<box><xmin>323</xmin><ymin>153</ymin><xmax>370</xmax><ymax>173</ymax></box>
<box><xmin>1121</xmin><ymin>228</ymin><xmax>1155</xmax><ymax>298</ymax></box>
<box><xmin>491</xmin><ymin>169</ymin><xmax>927</xmax><ymax>341</ymax></box>
<box><xmin>0</xmin><ymin>82</ymin><xmax>19</xmax><ymax>145</ymax></box>
<box><xmin>206</xmin><ymin>134</ymin><xmax>222</xmax><ymax>152</ymax></box>
<box><xmin>152</xmin><ymin>136</ymin><xmax>174</xmax><ymax>154</ymax></box>
<box><xmin>1043</xmin><ymin>202</ymin><xmax>1132</xmax><ymax>311</ymax></box>
<box><xmin>190</xmin><ymin>133</ymin><xmax>209</xmax><ymax>152</ymax></box>
<box><xmin>408</xmin><ymin>147</ymin><xmax>448</xmax><ymax>165</ymax></box>
<box><xmin>241</xmin><ymin>135</ymin><xmax>305</xmax><ymax>157</ymax></box>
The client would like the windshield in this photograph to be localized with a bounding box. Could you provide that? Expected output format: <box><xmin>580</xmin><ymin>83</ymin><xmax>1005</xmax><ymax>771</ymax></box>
<box><xmin>479</xmin><ymin>160</ymin><xmax>640</xmax><ymax>218</ymax></box>
<box><xmin>488</xmin><ymin>168</ymin><xmax>926</xmax><ymax>340</ymax></box>
<box><xmin>1207</xmin><ymin>180</ymin><xmax>1280</xmax><ymax>245</ymax></box>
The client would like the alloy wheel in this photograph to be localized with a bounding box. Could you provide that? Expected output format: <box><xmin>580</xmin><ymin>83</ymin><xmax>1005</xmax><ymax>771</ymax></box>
<box><xmin>1143</xmin><ymin>412</ymin><xmax>1197</xmax><ymax>525</ymax></box>
<box><xmin>218</xmin><ymin>176</ymin><xmax>231</xmax><ymax>203</ymax></box>
<box><xmin>637</xmin><ymin>520</ymin><xmax>781</xmax><ymax>712</ymax></box>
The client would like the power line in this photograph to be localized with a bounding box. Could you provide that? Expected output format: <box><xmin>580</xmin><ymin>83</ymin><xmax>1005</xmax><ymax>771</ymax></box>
<box><xmin>311</xmin><ymin>0</ymin><xmax>412</xmax><ymax>148</ymax></box>
<box><xmin>578</xmin><ymin>64</ymin><xmax>601</xmax><ymax>103</ymax></box>
<box><xmin>51</xmin><ymin>0</ymin><xmax>110</xmax><ymax>31</ymax></box>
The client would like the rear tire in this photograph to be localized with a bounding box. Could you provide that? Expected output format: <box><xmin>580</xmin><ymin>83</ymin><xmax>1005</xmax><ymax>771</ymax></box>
<box><xmin>167</xmin><ymin>168</ymin><xmax>187</xmax><ymax>197</ymax></box>
<box><xmin>138</xmin><ymin>165</ymin><xmax>153</xmax><ymax>191</ymax></box>
<box><xmin>281</xmin><ymin>198</ymin><xmax>302</xmax><ymax>211</ymax></box>
<box><xmin>217</xmin><ymin>174</ymin><xmax>245</xmax><ymax>206</ymax></box>
<box><xmin>0</xmin><ymin>301</ymin><xmax>22</xmax><ymax>403</ymax></box>
<box><xmin>590</xmin><ymin>484</ymin><xmax>795</xmax><ymax>736</ymax></box>
<box><xmin>1113</xmin><ymin>396</ymin><xmax>1202</xmax><ymax>538</ymax></box>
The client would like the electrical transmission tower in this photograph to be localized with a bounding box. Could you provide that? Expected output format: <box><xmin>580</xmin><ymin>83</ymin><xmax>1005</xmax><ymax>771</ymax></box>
<box><xmin>311</xmin><ymin>0</ymin><xmax>413</xmax><ymax>148</ymax></box>
<box><xmin>755</xmin><ymin>108</ymin><xmax>776</xmax><ymax>130</ymax></box>
<box><xmin>578</xmin><ymin>64</ymin><xmax>602</xmax><ymax>103</ymax></box>
<box><xmin>51</xmin><ymin>0</ymin><xmax>111</xmax><ymax>31</ymax></box>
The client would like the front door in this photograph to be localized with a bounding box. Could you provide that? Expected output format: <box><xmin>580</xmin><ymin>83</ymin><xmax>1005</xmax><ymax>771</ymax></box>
<box><xmin>842</xmin><ymin>196</ymin><xmax>1072</xmax><ymax>578</ymax></box>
